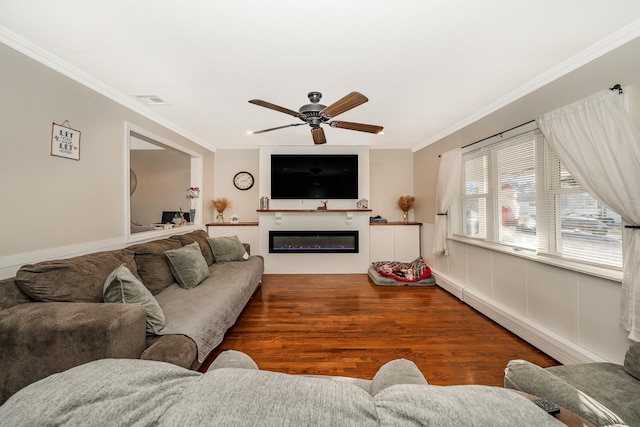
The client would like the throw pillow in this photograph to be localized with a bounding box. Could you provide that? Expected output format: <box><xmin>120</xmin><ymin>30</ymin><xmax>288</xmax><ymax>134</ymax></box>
<box><xmin>103</xmin><ymin>263</ymin><xmax>166</xmax><ymax>334</ymax></box>
<box><xmin>164</xmin><ymin>242</ymin><xmax>210</xmax><ymax>289</ymax></box>
<box><xmin>208</xmin><ymin>235</ymin><xmax>249</xmax><ymax>263</ymax></box>
<box><xmin>170</xmin><ymin>230</ymin><xmax>215</xmax><ymax>266</ymax></box>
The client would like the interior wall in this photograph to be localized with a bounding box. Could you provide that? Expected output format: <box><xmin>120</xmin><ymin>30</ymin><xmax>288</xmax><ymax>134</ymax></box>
<box><xmin>369</xmin><ymin>149</ymin><xmax>414</xmax><ymax>222</ymax></box>
<box><xmin>212</xmin><ymin>149</ymin><xmax>260</xmax><ymax>223</ymax></box>
<box><xmin>0</xmin><ymin>43</ymin><xmax>215</xmax><ymax>275</ymax></box>
<box><xmin>415</xmin><ymin>36</ymin><xmax>640</xmax><ymax>363</ymax></box>
<box><xmin>130</xmin><ymin>149</ymin><xmax>191</xmax><ymax>226</ymax></box>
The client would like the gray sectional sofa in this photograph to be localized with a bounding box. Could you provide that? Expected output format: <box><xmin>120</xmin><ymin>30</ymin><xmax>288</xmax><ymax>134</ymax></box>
<box><xmin>0</xmin><ymin>350</ymin><xmax>565</xmax><ymax>426</ymax></box>
<box><xmin>504</xmin><ymin>341</ymin><xmax>640</xmax><ymax>426</ymax></box>
<box><xmin>0</xmin><ymin>230</ymin><xmax>264</xmax><ymax>404</ymax></box>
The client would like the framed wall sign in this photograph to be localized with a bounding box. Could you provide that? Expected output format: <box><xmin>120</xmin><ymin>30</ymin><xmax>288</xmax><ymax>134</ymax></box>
<box><xmin>51</xmin><ymin>122</ymin><xmax>81</xmax><ymax>160</ymax></box>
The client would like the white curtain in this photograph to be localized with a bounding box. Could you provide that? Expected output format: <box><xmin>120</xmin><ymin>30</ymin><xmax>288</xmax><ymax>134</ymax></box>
<box><xmin>537</xmin><ymin>89</ymin><xmax>640</xmax><ymax>341</ymax></box>
<box><xmin>432</xmin><ymin>148</ymin><xmax>462</xmax><ymax>255</ymax></box>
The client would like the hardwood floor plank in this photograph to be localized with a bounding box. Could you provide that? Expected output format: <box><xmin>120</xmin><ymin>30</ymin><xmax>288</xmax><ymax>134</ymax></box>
<box><xmin>200</xmin><ymin>274</ymin><xmax>557</xmax><ymax>386</ymax></box>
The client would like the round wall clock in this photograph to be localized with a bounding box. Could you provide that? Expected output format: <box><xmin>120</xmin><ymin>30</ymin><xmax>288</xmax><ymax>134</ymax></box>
<box><xmin>233</xmin><ymin>171</ymin><xmax>254</xmax><ymax>190</ymax></box>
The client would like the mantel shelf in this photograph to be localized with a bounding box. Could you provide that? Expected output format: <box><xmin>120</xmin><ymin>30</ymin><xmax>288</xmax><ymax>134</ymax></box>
<box><xmin>257</xmin><ymin>209</ymin><xmax>372</xmax><ymax>213</ymax></box>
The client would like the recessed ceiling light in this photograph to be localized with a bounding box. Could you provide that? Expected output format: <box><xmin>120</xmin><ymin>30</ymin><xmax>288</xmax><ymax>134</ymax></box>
<box><xmin>132</xmin><ymin>94</ymin><xmax>170</xmax><ymax>106</ymax></box>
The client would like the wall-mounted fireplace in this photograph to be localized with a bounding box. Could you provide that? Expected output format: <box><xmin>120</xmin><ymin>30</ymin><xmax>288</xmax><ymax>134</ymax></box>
<box><xmin>269</xmin><ymin>230</ymin><xmax>359</xmax><ymax>254</ymax></box>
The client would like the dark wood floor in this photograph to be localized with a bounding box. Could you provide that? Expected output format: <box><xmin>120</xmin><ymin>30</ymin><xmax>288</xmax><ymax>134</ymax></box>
<box><xmin>200</xmin><ymin>274</ymin><xmax>558</xmax><ymax>386</ymax></box>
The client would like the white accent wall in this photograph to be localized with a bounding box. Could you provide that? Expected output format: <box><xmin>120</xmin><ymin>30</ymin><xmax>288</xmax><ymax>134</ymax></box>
<box><xmin>414</xmin><ymin>36</ymin><xmax>640</xmax><ymax>365</ymax></box>
<box><xmin>257</xmin><ymin>145</ymin><xmax>371</xmax><ymax>273</ymax></box>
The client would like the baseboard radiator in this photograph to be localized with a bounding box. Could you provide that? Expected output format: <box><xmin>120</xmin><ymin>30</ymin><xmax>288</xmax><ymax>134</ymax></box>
<box><xmin>433</xmin><ymin>271</ymin><xmax>605</xmax><ymax>365</ymax></box>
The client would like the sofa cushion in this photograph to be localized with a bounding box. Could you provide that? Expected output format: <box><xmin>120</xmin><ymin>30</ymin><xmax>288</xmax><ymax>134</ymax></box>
<box><xmin>624</xmin><ymin>341</ymin><xmax>640</xmax><ymax>381</ymax></box>
<box><xmin>103</xmin><ymin>264</ymin><xmax>166</xmax><ymax>334</ymax></box>
<box><xmin>208</xmin><ymin>235</ymin><xmax>249</xmax><ymax>263</ymax></box>
<box><xmin>370</xmin><ymin>358</ymin><xmax>428</xmax><ymax>397</ymax></box>
<box><xmin>154</xmin><ymin>256</ymin><xmax>263</xmax><ymax>362</ymax></box>
<box><xmin>0</xmin><ymin>359</ymin><xmax>564</xmax><ymax>427</ymax></box>
<box><xmin>504</xmin><ymin>359</ymin><xmax>627</xmax><ymax>426</ymax></box>
<box><xmin>547</xmin><ymin>362</ymin><xmax>640</xmax><ymax>426</ymax></box>
<box><xmin>128</xmin><ymin>239</ymin><xmax>182</xmax><ymax>295</ymax></box>
<box><xmin>15</xmin><ymin>249</ymin><xmax>138</xmax><ymax>302</ymax></box>
<box><xmin>374</xmin><ymin>384</ymin><xmax>562</xmax><ymax>426</ymax></box>
<box><xmin>207</xmin><ymin>349</ymin><xmax>260</xmax><ymax>371</ymax></box>
<box><xmin>164</xmin><ymin>242</ymin><xmax>209</xmax><ymax>289</ymax></box>
<box><xmin>170</xmin><ymin>230</ymin><xmax>215</xmax><ymax>266</ymax></box>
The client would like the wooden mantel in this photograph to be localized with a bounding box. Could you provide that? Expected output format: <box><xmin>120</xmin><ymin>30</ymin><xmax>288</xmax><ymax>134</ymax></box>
<box><xmin>257</xmin><ymin>209</ymin><xmax>372</xmax><ymax>213</ymax></box>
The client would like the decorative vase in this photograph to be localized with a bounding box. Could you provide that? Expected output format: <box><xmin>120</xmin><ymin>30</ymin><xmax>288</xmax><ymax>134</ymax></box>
<box><xmin>217</xmin><ymin>212</ymin><xmax>224</xmax><ymax>223</ymax></box>
<box><xmin>189</xmin><ymin>209</ymin><xmax>196</xmax><ymax>224</ymax></box>
<box><xmin>402</xmin><ymin>211</ymin><xmax>409</xmax><ymax>223</ymax></box>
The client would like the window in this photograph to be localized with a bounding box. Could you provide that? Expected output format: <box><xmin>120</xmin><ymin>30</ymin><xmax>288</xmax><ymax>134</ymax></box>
<box><xmin>540</xmin><ymin>144</ymin><xmax>622</xmax><ymax>267</ymax></box>
<box><xmin>458</xmin><ymin>128</ymin><xmax>622</xmax><ymax>269</ymax></box>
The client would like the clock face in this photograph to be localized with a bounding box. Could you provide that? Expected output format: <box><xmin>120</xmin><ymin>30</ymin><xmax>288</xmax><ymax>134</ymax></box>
<box><xmin>233</xmin><ymin>171</ymin><xmax>254</xmax><ymax>190</ymax></box>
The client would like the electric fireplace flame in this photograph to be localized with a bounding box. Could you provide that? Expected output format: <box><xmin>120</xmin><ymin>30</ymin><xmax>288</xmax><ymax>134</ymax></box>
<box><xmin>269</xmin><ymin>231</ymin><xmax>359</xmax><ymax>254</ymax></box>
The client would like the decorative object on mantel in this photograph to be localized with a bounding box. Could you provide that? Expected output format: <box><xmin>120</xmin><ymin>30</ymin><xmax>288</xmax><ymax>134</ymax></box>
<box><xmin>212</xmin><ymin>197</ymin><xmax>231</xmax><ymax>223</ymax></box>
<box><xmin>317</xmin><ymin>200</ymin><xmax>328</xmax><ymax>211</ymax></box>
<box><xmin>173</xmin><ymin>209</ymin><xmax>186</xmax><ymax>226</ymax></box>
<box><xmin>397</xmin><ymin>195</ymin><xmax>415</xmax><ymax>223</ymax></box>
<box><xmin>260</xmin><ymin>196</ymin><xmax>269</xmax><ymax>210</ymax></box>
<box><xmin>186</xmin><ymin>187</ymin><xmax>200</xmax><ymax>223</ymax></box>
<box><xmin>51</xmin><ymin>121</ymin><xmax>81</xmax><ymax>160</ymax></box>
<box><xmin>357</xmin><ymin>198</ymin><xmax>368</xmax><ymax>209</ymax></box>
<box><xmin>230</xmin><ymin>214</ymin><xmax>239</xmax><ymax>224</ymax></box>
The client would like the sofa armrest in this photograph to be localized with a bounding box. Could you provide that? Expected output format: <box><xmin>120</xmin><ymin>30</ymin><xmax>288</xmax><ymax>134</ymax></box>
<box><xmin>504</xmin><ymin>360</ymin><xmax>625</xmax><ymax>426</ymax></box>
<box><xmin>0</xmin><ymin>302</ymin><xmax>146</xmax><ymax>404</ymax></box>
<box><xmin>141</xmin><ymin>334</ymin><xmax>197</xmax><ymax>369</ymax></box>
<box><xmin>0</xmin><ymin>278</ymin><xmax>31</xmax><ymax>310</ymax></box>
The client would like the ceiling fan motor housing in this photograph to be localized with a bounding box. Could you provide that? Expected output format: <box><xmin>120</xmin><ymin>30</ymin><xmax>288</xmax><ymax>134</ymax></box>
<box><xmin>299</xmin><ymin>93</ymin><xmax>328</xmax><ymax>125</ymax></box>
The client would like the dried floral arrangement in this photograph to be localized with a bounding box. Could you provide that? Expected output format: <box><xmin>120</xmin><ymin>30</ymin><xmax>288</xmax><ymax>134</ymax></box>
<box><xmin>212</xmin><ymin>197</ymin><xmax>231</xmax><ymax>213</ymax></box>
<box><xmin>397</xmin><ymin>195</ymin><xmax>415</xmax><ymax>212</ymax></box>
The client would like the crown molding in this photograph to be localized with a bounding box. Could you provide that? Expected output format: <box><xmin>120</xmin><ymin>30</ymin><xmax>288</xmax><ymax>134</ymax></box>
<box><xmin>0</xmin><ymin>25</ymin><xmax>216</xmax><ymax>152</ymax></box>
<box><xmin>412</xmin><ymin>18</ymin><xmax>640</xmax><ymax>153</ymax></box>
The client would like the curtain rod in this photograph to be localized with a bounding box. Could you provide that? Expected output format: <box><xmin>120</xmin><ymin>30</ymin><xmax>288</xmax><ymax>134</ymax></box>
<box><xmin>437</xmin><ymin>83</ymin><xmax>622</xmax><ymax>158</ymax></box>
<box><xmin>438</xmin><ymin>120</ymin><xmax>535</xmax><ymax>158</ymax></box>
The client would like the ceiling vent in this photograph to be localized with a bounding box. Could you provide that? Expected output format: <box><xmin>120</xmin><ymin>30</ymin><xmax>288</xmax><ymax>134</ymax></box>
<box><xmin>132</xmin><ymin>94</ymin><xmax>170</xmax><ymax>106</ymax></box>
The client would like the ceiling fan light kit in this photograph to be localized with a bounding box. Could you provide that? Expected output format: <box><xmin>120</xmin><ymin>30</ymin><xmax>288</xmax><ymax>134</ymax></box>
<box><xmin>248</xmin><ymin>91</ymin><xmax>383</xmax><ymax>144</ymax></box>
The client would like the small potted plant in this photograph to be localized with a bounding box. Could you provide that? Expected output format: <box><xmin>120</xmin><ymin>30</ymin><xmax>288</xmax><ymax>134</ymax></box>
<box><xmin>212</xmin><ymin>198</ymin><xmax>231</xmax><ymax>223</ymax></box>
<box><xmin>397</xmin><ymin>195</ymin><xmax>415</xmax><ymax>223</ymax></box>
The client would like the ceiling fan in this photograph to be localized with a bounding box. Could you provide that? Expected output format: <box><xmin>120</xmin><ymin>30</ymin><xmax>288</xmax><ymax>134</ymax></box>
<box><xmin>248</xmin><ymin>91</ymin><xmax>383</xmax><ymax>145</ymax></box>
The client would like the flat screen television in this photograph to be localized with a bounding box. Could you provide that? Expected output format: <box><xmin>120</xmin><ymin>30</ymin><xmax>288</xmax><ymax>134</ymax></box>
<box><xmin>271</xmin><ymin>154</ymin><xmax>358</xmax><ymax>199</ymax></box>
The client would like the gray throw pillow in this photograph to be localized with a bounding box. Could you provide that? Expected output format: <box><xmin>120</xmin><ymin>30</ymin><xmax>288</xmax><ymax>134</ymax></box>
<box><xmin>103</xmin><ymin>264</ymin><xmax>165</xmax><ymax>334</ymax></box>
<box><xmin>164</xmin><ymin>242</ymin><xmax>210</xmax><ymax>289</ymax></box>
<box><xmin>208</xmin><ymin>235</ymin><xmax>249</xmax><ymax>263</ymax></box>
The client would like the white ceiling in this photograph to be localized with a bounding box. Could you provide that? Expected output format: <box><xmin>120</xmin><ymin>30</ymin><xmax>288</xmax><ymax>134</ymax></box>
<box><xmin>3</xmin><ymin>1</ymin><xmax>640</xmax><ymax>151</ymax></box>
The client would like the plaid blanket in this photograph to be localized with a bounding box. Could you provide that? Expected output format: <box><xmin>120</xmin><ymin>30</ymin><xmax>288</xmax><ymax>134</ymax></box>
<box><xmin>371</xmin><ymin>257</ymin><xmax>432</xmax><ymax>282</ymax></box>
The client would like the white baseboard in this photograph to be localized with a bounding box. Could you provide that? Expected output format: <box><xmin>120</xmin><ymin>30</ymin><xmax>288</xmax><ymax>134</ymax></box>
<box><xmin>432</xmin><ymin>271</ymin><xmax>605</xmax><ymax>365</ymax></box>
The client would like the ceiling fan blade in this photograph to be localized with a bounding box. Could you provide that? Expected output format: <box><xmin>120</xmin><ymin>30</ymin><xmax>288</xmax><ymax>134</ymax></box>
<box><xmin>311</xmin><ymin>127</ymin><xmax>326</xmax><ymax>145</ymax></box>
<box><xmin>249</xmin><ymin>99</ymin><xmax>300</xmax><ymax>117</ymax></box>
<box><xmin>320</xmin><ymin>92</ymin><xmax>368</xmax><ymax>118</ymax></box>
<box><xmin>329</xmin><ymin>121</ymin><xmax>384</xmax><ymax>134</ymax></box>
<box><xmin>249</xmin><ymin>123</ymin><xmax>306</xmax><ymax>134</ymax></box>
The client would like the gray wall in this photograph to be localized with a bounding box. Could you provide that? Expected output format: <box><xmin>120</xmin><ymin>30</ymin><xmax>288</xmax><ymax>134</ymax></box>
<box><xmin>0</xmin><ymin>43</ymin><xmax>215</xmax><ymax>263</ymax></box>
<box><xmin>130</xmin><ymin>149</ymin><xmax>191</xmax><ymax>226</ymax></box>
